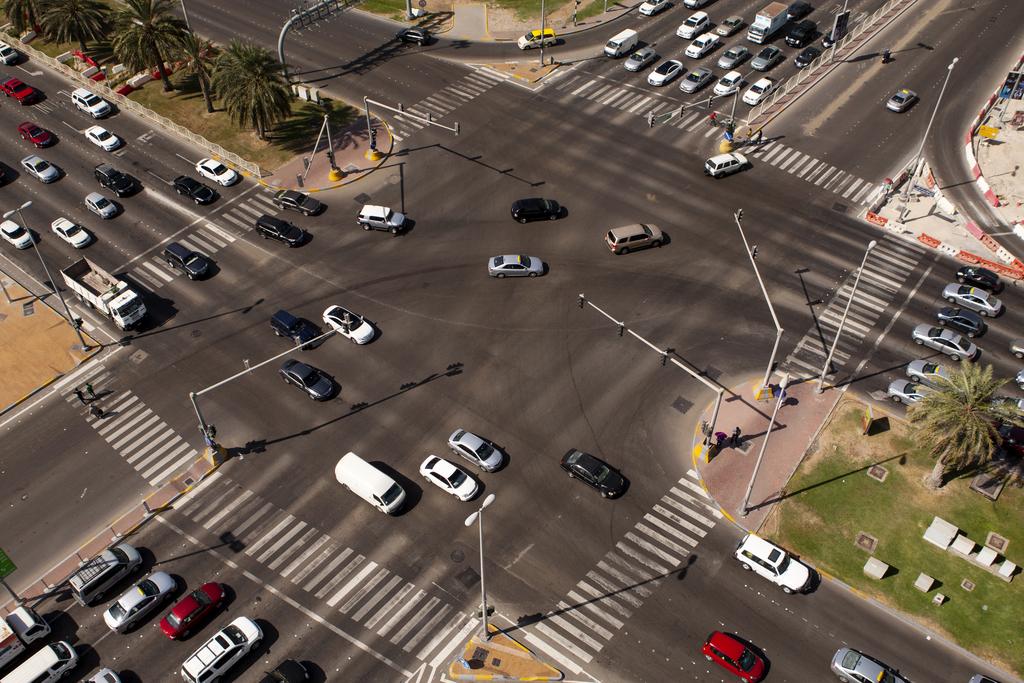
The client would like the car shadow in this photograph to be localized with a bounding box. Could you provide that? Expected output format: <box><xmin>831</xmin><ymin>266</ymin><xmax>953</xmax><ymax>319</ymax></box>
<box><xmin>221</xmin><ymin>619</ymin><xmax>279</xmax><ymax>682</ymax></box>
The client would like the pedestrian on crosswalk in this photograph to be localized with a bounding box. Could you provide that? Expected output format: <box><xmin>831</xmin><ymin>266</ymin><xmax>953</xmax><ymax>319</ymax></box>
<box><xmin>89</xmin><ymin>405</ymin><xmax>105</xmax><ymax>419</ymax></box>
<box><xmin>74</xmin><ymin>389</ymin><xmax>87</xmax><ymax>405</ymax></box>
<box><xmin>84</xmin><ymin>382</ymin><xmax>96</xmax><ymax>400</ymax></box>
<box><xmin>754</xmin><ymin>129</ymin><xmax>764</xmax><ymax>145</ymax></box>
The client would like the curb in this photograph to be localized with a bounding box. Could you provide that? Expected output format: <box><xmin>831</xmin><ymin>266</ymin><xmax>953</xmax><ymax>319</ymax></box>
<box><xmin>964</xmin><ymin>52</ymin><xmax>1024</xmax><ymax>210</ymax></box>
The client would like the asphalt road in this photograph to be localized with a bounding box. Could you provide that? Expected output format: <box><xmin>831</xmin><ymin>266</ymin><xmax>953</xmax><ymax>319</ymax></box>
<box><xmin>1</xmin><ymin>1</ymin><xmax>1021</xmax><ymax>682</ymax></box>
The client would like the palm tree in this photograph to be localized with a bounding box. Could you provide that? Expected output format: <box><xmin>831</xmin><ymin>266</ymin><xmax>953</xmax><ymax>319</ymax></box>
<box><xmin>4</xmin><ymin>0</ymin><xmax>42</xmax><ymax>34</ymax></box>
<box><xmin>176</xmin><ymin>31</ymin><xmax>216</xmax><ymax>114</ymax></box>
<box><xmin>212</xmin><ymin>40</ymin><xmax>291</xmax><ymax>140</ymax></box>
<box><xmin>908</xmin><ymin>363</ymin><xmax>1022</xmax><ymax>489</ymax></box>
<box><xmin>39</xmin><ymin>0</ymin><xmax>109</xmax><ymax>53</ymax></box>
<box><xmin>111</xmin><ymin>0</ymin><xmax>187</xmax><ymax>92</ymax></box>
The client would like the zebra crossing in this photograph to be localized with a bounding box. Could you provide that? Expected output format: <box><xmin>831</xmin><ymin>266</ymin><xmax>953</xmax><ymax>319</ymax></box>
<box><xmin>63</xmin><ymin>364</ymin><xmax>200</xmax><ymax>487</ymax></box>
<box><xmin>545</xmin><ymin>72</ymin><xmax>883</xmax><ymax>206</ymax></box>
<box><xmin>518</xmin><ymin>470</ymin><xmax>721</xmax><ymax>675</ymax></box>
<box><xmin>390</xmin><ymin>67</ymin><xmax>511</xmax><ymax>142</ymax></box>
<box><xmin>127</xmin><ymin>221</ymin><xmax>237</xmax><ymax>290</ymax></box>
<box><xmin>174</xmin><ymin>472</ymin><xmax>480</xmax><ymax>668</ymax></box>
<box><xmin>780</xmin><ymin>235</ymin><xmax>927</xmax><ymax>381</ymax></box>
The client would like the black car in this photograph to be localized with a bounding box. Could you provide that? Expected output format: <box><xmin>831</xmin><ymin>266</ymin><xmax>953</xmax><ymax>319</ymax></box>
<box><xmin>270</xmin><ymin>309</ymin><xmax>319</xmax><ymax>348</ymax></box>
<box><xmin>255</xmin><ymin>214</ymin><xmax>304</xmax><ymax>246</ymax></box>
<box><xmin>560</xmin><ymin>448</ymin><xmax>627</xmax><ymax>498</ymax></box>
<box><xmin>162</xmin><ymin>242</ymin><xmax>210</xmax><ymax>280</ymax></box>
<box><xmin>173</xmin><ymin>175</ymin><xmax>216</xmax><ymax>205</ymax></box>
<box><xmin>94</xmin><ymin>163</ymin><xmax>136</xmax><ymax>197</ymax></box>
<box><xmin>259</xmin><ymin>659</ymin><xmax>310</xmax><ymax>683</ymax></box>
<box><xmin>397</xmin><ymin>27</ymin><xmax>431</xmax><ymax>45</ymax></box>
<box><xmin>785</xmin><ymin>20</ymin><xmax>816</xmax><ymax>47</ymax></box>
<box><xmin>794</xmin><ymin>46</ymin><xmax>820</xmax><ymax>68</ymax></box>
<box><xmin>956</xmin><ymin>265</ymin><xmax>1001</xmax><ymax>291</ymax></box>
<box><xmin>787</xmin><ymin>0</ymin><xmax>812</xmax><ymax>20</ymax></box>
<box><xmin>510</xmin><ymin>198</ymin><xmax>562</xmax><ymax>223</ymax></box>
<box><xmin>273</xmin><ymin>189</ymin><xmax>323</xmax><ymax>216</ymax></box>
<box><xmin>279</xmin><ymin>359</ymin><xmax>335</xmax><ymax>400</ymax></box>
<box><xmin>937</xmin><ymin>306</ymin><xmax>986</xmax><ymax>338</ymax></box>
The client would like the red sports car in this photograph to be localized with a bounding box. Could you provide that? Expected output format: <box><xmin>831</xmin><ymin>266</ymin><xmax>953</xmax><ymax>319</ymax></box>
<box><xmin>159</xmin><ymin>581</ymin><xmax>224</xmax><ymax>639</ymax></box>
<box><xmin>18</xmin><ymin>121</ymin><xmax>52</xmax><ymax>147</ymax></box>
<box><xmin>702</xmin><ymin>631</ymin><xmax>767</xmax><ymax>683</ymax></box>
<box><xmin>1</xmin><ymin>77</ymin><xmax>37</xmax><ymax>104</ymax></box>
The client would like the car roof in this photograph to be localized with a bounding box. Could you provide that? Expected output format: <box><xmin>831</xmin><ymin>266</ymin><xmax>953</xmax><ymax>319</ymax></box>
<box><xmin>707</xmin><ymin>631</ymin><xmax>745</xmax><ymax>659</ymax></box>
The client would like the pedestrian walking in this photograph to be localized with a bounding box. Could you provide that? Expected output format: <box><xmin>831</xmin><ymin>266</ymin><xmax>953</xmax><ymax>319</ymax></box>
<box><xmin>89</xmin><ymin>405</ymin><xmax>105</xmax><ymax>419</ymax></box>
<box><xmin>715</xmin><ymin>431</ymin><xmax>727</xmax><ymax>449</ymax></box>
<box><xmin>754</xmin><ymin>129</ymin><xmax>764</xmax><ymax>144</ymax></box>
<box><xmin>84</xmin><ymin>382</ymin><xmax>96</xmax><ymax>400</ymax></box>
<box><xmin>731</xmin><ymin>426</ymin><xmax>742</xmax><ymax>446</ymax></box>
<box><xmin>73</xmin><ymin>389</ymin><xmax>87</xmax><ymax>405</ymax></box>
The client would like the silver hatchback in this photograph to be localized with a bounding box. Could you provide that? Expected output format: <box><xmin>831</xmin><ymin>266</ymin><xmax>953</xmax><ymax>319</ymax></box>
<box><xmin>905</xmin><ymin>359</ymin><xmax>950</xmax><ymax>386</ymax></box>
<box><xmin>448</xmin><ymin>428</ymin><xmax>503</xmax><ymax>472</ymax></box>
<box><xmin>911</xmin><ymin>324</ymin><xmax>978</xmax><ymax>362</ymax></box>
<box><xmin>830</xmin><ymin>648</ymin><xmax>908</xmax><ymax>683</ymax></box>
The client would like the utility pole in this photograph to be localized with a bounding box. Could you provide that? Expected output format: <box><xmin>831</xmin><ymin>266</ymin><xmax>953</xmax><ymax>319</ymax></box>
<box><xmin>464</xmin><ymin>494</ymin><xmax>496</xmax><ymax>640</ymax></box>
<box><xmin>734</xmin><ymin>209</ymin><xmax>782</xmax><ymax>399</ymax></box>
<box><xmin>539</xmin><ymin>0</ymin><xmax>547</xmax><ymax>67</ymax></box>
<box><xmin>740</xmin><ymin>373</ymin><xmax>789</xmax><ymax>516</ymax></box>
<box><xmin>179</xmin><ymin>0</ymin><xmax>193</xmax><ymax>30</ymax></box>
<box><xmin>900</xmin><ymin>57</ymin><xmax>958</xmax><ymax>222</ymax></box>
<box><xmin>816</xmin><ymin>240</ymin><xmax>876</xmax><ymax>393</ymax></box>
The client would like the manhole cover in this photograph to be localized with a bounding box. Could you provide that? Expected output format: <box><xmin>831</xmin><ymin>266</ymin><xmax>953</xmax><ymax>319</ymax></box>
<box><xmin>671</xmin><ymin>397</ymin><xmax>692</xmax><ymax>414</ymax></box>
<box><xmin>867</xmin><ymin>465</ymin><xmax>888</xmax><ymax>482</ymax></box>
<box><xmin>456</xmin><ymin>567</ymin><xmax>479</xmax><ymax>589</ymax></box>
<box><xmin>855</xmin><ymin>532</ymin><xmax>877</xmax><ymax>553</ymax></box>
<box><xmin>985</xmin><ymin>532</ymin><xmax>1008</xmax><ymax>552</ymax></box>
<box><xmin>961</xmin><ymin>578</ymin><xmax>976</xmax><ymax>592</ymax></box>
<box><xmin>451</xmin><ymin>549</ymin><xmax>465</xmax><ymax>563</ymax></box>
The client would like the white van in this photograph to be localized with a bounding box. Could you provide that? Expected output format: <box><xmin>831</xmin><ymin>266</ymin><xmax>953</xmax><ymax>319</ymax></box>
<box><xmin>335</xmin><ymin>452</ymin><xmax>406</xmax><ymax>514</ymax></box>
<box><xmin>604</xmin><ymin>29</ymin><xmax>638</xmax><ymax>58</ymax></box>
<box><xmin>1</xmin><ymin>642</ymin><xmax>77</xmax><ymax>683</ymax></box>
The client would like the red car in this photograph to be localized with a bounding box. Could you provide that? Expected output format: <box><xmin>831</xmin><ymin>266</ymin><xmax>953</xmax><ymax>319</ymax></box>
<box><xmin>1</xmin><ymin>77</ymin><xmax>37</xmax><ymax>104</ymax></box>
<box><xmin>18</xmin><ymin>121</ymin><xmax>52</xmax><ymax>147</ymax></box>
<box><xmin>159</xmin><ymin>581</ymin><xmax>224</xmax><ymax>639</ymax></box>
<box><xmin>702</xmin><ymin>631</ymin><xmax>767</xmax><ymax>683</ymax></box>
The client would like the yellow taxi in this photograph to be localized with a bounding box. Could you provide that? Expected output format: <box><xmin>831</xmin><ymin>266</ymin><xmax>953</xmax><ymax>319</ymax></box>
<box><xmin>517</xmin><ymin>28</ymin><xmax>556</xmax><ymax>50</ymax></box>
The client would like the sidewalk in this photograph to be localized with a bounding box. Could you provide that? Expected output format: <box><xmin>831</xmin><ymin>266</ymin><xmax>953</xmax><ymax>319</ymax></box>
<box><xmin>447</xmin><ymin>625</ymin><xmax>563</xmax><ymax>681</ymax></box>
<box><xmin>445</xmin><ymin>0</ymin><xmax>638</xmax><ymax>44</ymax></box>
<box><xmin>975</xmin><ymin>95</ymin><xmax>1024</xmax><ymax>228</ymax></box>
<box><xmin>693</xmin><ymin>377</ymin><xmax>841</xmax><ymax>531</ymax></box>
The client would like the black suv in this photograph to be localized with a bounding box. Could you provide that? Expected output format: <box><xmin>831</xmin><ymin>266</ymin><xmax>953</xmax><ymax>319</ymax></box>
<box><xmin>255</xmin><ymin>214</ymin><xmax>304</xmax><ymax>246</ymax></box>
<box><xmin>510</xmin><ymin>198</ymin><xmax>562</xmax><ymax>223</ymax></box>
<box><xmin>94</xmin><ymin>163</ymin><xmax>136</xmax><ymax>197</ymax></box>
<box><xmin>270</xmin><ymin>309</ymin><xmax>319</xmax><ymax>347</ymax></box>
<box><xmin>397</xmin><ymin>27</ymin><xmax>431</xmax><ymax>45</ymax></box>
<box><xmin>956</xmin><ymin>265</ymin><xmax>1001</xmax><ymax>291</ymax></box>
<box><xmin>937</xmin><ymin>307</ymin><xmax>986</xmax><ymax>338</ymax></box>
<box><xmin>785</xmin><ymin>20</ymin><xmax>816</xmax><ymax>47</ymax></box>
<box><xmin>272</xmin><ymin>189</ymin><xmax>323</xmax><ymax>216</ymax></box>
<box><xmin>162</xmin><ymin>242</ymin><xmax>210</xmax><ymax>280</ymax></box>
<box><xmin>173</xmin><ymin>175</ymin><xmax>216</xmax><ymax>205</ymax></box>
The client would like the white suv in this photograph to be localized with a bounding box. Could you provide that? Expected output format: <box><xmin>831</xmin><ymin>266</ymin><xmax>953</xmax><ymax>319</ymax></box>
<box><xmin>180</xmin><ymin>616</ymin><xmax>261</xmax><ymax>682</ymax></box>
<box><xmin>71</xmin><ymin>87</ymin><xmax>112</xmax><ymax>118</ymax></box>
<box><xmin>734</xmin><ymin>533</ymin><xmax>811</xmax><ymax>593</ymax></box>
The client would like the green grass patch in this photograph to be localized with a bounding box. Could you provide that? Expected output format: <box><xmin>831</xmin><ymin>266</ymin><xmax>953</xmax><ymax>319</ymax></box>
<box><xmin>575</xmin><ymin>0</ymin><xmax>609</xmax><ymax>22</ymax></box>
<box><xmin>359</xmin><ymin>0</ymin><xmax>409</xmax><ymax>19</ymax></box>
<box><xmin>127</xmin><ymin>71</ymin><xmax>357</xmax><ymax>172</ymax></box>
<box><xmin>768</xmin><ymin>398</ymin><xmax>1024</xmax><ymax>676</ymax></box>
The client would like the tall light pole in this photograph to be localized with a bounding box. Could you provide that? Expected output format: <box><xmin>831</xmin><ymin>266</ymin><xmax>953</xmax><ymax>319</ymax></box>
<box><xmin>179</xmin><ymin>0</ymin><xmax>193</xmax><ymax>30</ymax></box>
<box><xmin>740</xmin><ymin>373</ymin><xmax>789</xmax><ymax>516</ymax></box>
<box><xmin>538</xmin><ymin>0</ymin><xmax>547</xmax><ymax>67</ymax></box>
<box><xmin>816</xmin><ymin>240</ymin><xmax>876</xmax><ymax>393</ymax></box>
<box><xmin>464</xmin><ymin>493</ymin><xmax>496</xmax><ymax>640</ymax></box>
<box><xmin>3</xmin><ymin>201</ymin><xmax>90</xmax><ymax>351</ymax></box>
<box><xmin>734</xmin><ymin>209</ymin><xmax>782</xmax><ymax>398</ymax></box>
<box><xmin>900</xmin><ymin>57</ymin><xmax>958</xmax><ymax>221</ymax></box>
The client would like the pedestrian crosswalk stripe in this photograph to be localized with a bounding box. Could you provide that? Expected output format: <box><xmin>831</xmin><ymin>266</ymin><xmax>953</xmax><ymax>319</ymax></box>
<box><xmin>857</xmin><ymin>268</ymin><xmax>898</xmax><ymax>292</ymax></box>
<box><xmin>338</xmin><ymin>564</ymin><xmax>388</xmax><ymax>611</ymax></box>
<box><xmin>815</xmin><ymin>166</ymin><xmax>838</xmax><ymax>185</ymax></box>
<box><xmin>588</xmin><ymin>83</ymin><xmax>613</xmax><ymax>100</ymax></box>
<box><xmin>636</xmin><ymin>522</ymin><xmax>696</xmax><ymax>558</ymax></box>
<box><xmin>420</xmin><ymin>614</ymin><xmax>470</xmax><ymax>664</ymax></box>
<box><xmin>624</xmin><ymin>531</ymin><xmax>680</xmax><ymax>566</ymax></box>
<box><xmin>798</xmin><ymin>159</ymin><xmax>823</xmax><ymax>178</ymax></box>
<box><xmin>525</xmin><ymin>630</ymin><xmax>584</xmax><ymax>675</ymax></box>
<box><xmin>140</xmin><ymin>260</ymin><xmax>174</xmax><ymax>281</ymax></box>
<box><xmin>852</xmin><ymin>182</ymin><xmax>874</xmax><ymax>203</ymax></box>
<box><xmin>303</xmin><ymin>548</ymin><xmax>353</xmax><ymax>592</ymax></box>
<box><xmin>587</xmin><ymin>569</ymin><xmax>641</xmax><ymax>608</ymax></box>
<box><xmin>572</xmin><ymin>79</ymin><xmax>597</xmax><ymax>95</ymax></box>
<box><xmin>824</xmin><ymin>171</ymin><xmax>846</xmax><ymax>190</ymax></box>
<box><xmin>546</xmin><ymin>612</ymin><xmax>605</xmax><ymax>652</ymax></box>
<box><xmin>628</xmin><ymin>96</ymin><xmax>653</xmax><ymax>112</ymax></box>
<box><xmin>676</xmin><ymin>476</ymin><xmax>713</xmax><ymax>501</ymax></box>
<box><xmin>534</xmin><ymin>621</ymin><xmax>593</xmax><ymax>664</ymax></box>
<box><xmin>820</xmin><ymin>312</ymin><xmax>870</xmax><ymax>335</ymax></box>
<box><xmin>379</xmin><ymin>591</ymin><xmax>429</xmax><ymax>638</ymax></box>
<box><xmin>203</xmin><ymin>489</ymin><xmax>254</xmax><ymax>529</ymax></box>
<box><xmin>429</xmin><ymin>618</ymin><xmax>478</xmax><ymax>668</ymax></box>
<box><xmin>842</xmin><ymin>178</ymin><xmax>865</xmax><ymax>198</ymax></box>
<box><xmin>234</xmin><ymin>202</ymin><xmax>263</xmax><ymax>219</ymax></box>
<box><xmin>256</xmin><ymin>521</ymin><xmax>308</xmax><ymax>563</ymax></box>
<box><xmin>138</xmin><ymin>439</ymin><xmax>190</xmax><ymax>475</ymax></box>
<box><xmin>365</xmin><ymin>582</ymin><xmax>416</xmax><ymax>630</ymax></box>
<box><xmin>576</xmin><ymin>579</ymin><xmax>632</xmax><ymax>617</ymax></box>
<box><xmin>188</xmin><ymin>232</ymin><xmax>221</xmax><ymax>250</ymax></box>
<box><xmin>203</xmin><ymin>222</ymin><xmax>235</xmax><ymax>242</ymax></box>
<box><xmin>600</xmin><ymin>557</ymin><xmax>655</xmax><ymax>593</ymax></box>
<box><xmin>246</xmin><ymin>516</ymin><xmax>294</xmax><ymax>557</ymax></box>
<box><xmin>646</xmin><ymin>509</ymin><xmax>704</xmax><ymax>543</ymax></box>
<box><xmin>316</xmin><ymin>554</ymin><xmax>366</xmax><ymax>600</ymax></box>
<box><xmin>557</xmin><ymin>602</ymin><xmax>616</xmax><ymax>640</ymax></box>
<box><xmin>403</xmin><ymin>604</ymin><xmax>453</xmax><ymax>652</ymax></box>
<box><xmin>663</xmin><ymin>487</ymin><xmax>718</xmax><ymax>519</ymax></box>
<box><xmin>111</xmin><ymin>413</ymin><xmax>161</xmax><ymax>450</ymax></box>
<box><xmin>764</xmin><ymin>145</ymin><xmax>791</xmax><ymax>164</ymax></box>
<box><xmin>191</xmin><ymin>486</ymin><xmax>240</xmax><ymax>524</ymax></box>
<box><xmin>123</xmin><ymin>427</ymin><xmax>173</xmax><ymax>464</ymax></box>
<box><xmin>98</xmin><ymin>403</ymin><xmax>146</xmax><ymax>438</ymax></box>
<box><xmin>871</xmin><ymin>248</ymin><xmax>916</xmax><ymax>269</ymax></box>
<box><xmin>220</xmin><ymin>212</ymin><xmax>248</xmax><ymax>229</ymax></box>
<box><xmin>352</xmin><ymin>574</ymin><xmax>402</xmax><ymax>621</ymax></box>
<box><xmin>567</xmin><ymin>589</ymin><xmax>625</xmax><ymax>628</ymax></box>
<box><xmin>391</xmin><ymin>598</ymin><xmax>441</xmax><ymax>645</ymax></box>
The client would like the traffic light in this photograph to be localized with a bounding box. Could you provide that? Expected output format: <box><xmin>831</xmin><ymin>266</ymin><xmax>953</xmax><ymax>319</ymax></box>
<box><xmin>646</xmin><ymin>110</ymin><xmax>654</xmax><ymax>128</ymax></box>
<box><xmin>706</xmin><ymin>95</ymin><xmax>713</xmax><ymax>109</ymax></box>
<box><xmin>369</xmin><ymin>128</ymin><xmax>378</xmax><ymax>150</ymax></box>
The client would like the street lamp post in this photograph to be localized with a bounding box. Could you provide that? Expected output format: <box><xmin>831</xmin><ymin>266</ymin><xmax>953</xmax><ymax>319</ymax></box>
<box><xmin>3</xmin><ymin>201</ymin><xmax>90</xmax><ymax>351</ymax></box>
<box><xmin>900</xmin><ymin>57</ymin><xmax>958</xmax><ymax>222</ymax></box>
<box><xmin>538</xmin><ymin>0</ymin><xmax>547</xmax><ymax>67</ymax></box>
<box><xmin>734</xmin><ymin>209</ymin><xmax>782</xmax><ymax>398</ymax></box>
<box><xmin>179</xmin><ymin>0</ymin><xmax>193</xmax><ymax>30</ymax></box>
<box><xmin>464</xmin><ymin>493</ymin><xmax>496</xmax><ymax>640</ymax></box>
<box><xmin>816</xmin><ymin>240</ymin><xmax>876</xmax><ymax>393</ymax></box>
<box><xmin>740</xmin><ymin>372</ymin><xmax>789</xmax><ymax>516</ymax></box>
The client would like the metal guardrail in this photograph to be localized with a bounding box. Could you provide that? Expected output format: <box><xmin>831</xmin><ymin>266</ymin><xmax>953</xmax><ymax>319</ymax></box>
<box><xmin>749</xmin><ymin>0</ymin><xmax>912</xmax><ymax>121</ymax></box>
<box><xmin>0</xmin><ymin>31</ymin><xmax>264</xmax><ymax>177</ymax></box>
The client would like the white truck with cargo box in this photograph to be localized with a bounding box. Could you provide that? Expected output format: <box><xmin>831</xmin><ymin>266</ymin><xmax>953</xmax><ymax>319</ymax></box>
<box><xmin>0</xmin><ymin>607</ymin><xmax>51</xmax><ymax>671</ymax></box>
<box><xmin>747</xmin><ymin>2</ymin><xmax>788</xmax><ymax>43</ymax></box>
<box><xmin>335</xmin><ymin>452</ymin><xmax>406</xmax><ymax>514</ymax></box>
<box><xmin>604</xmin><ymin>29</ymin><xmax>638</xmax><ymax>58</ymax></box>
<box><xmin>60</xmin><ymin>258</ymin><xmax>146</xmax><ymax>330</ymax></box>
<box><xmin>0</xmin><ymin>641</ymin><xmax>76</xmax><ymax>683</ymax></box>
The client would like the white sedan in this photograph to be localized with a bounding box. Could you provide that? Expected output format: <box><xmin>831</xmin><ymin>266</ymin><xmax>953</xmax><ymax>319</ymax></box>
<box><xmin>638</xmin><ymin>0</ymin><xmax>669</xmax><ymax>16</ymax></box>
<box><xmin>85</xmin><ymin>125</ymin><xmax>120</xmax><ymax>151</ymax></box>
<box><xmin>0</xmin><ymin>219</ymin><xmax>33</xmax><ymax>249</ymax></box>
<box><xmin>419</xmin><ymin>455</ymin><xmax>479</xmax><ymax>501</ymax></box>
<box><xmin>742</xmin><ymin>77</ymin><xmax>775</xmax><ymax>105</ymax></box>
<box><xmin>195</xmin><ymin>158</ymin><xmax>239</xmax><ymax>186</ymax></box>
<box><xmin>322</xmin><ymin>304</ymin><xmax>375</xmax><ymax>344</ymax></box>
<box><xmin>714</xmin><ymin>70</ymin><xmax>744</xmax><ymax>96</ymax></box>
<box><xmin>684</xmin><ymin>32</ymin><xmax>719</xmax><ymax>59</ymax></box>
<box><xmin>51</xmin><ymin>217</ymin><xmax>91</xmax><ymax>248</ymax></box>
<box><xmin>647</xmin><ymin>59</ymin><xmax>684</xmax><ymax>86</ymax></box>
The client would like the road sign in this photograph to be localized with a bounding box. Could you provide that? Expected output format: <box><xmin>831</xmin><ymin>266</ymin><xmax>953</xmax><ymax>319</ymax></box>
<box><xmin>831</xmin><ymin>10</ymin><xmax>850</xmax><ymax>43</ymax></box>
<box><xmin>977</xmin><ymin>125</ymin><xmax>1000</xmax><ymax>139</ymax></box>
<box><xmin>652</xmin><ymin>111</ymin><xmax>675</xmax><ymax>125</ymax></box>
<box><xmin>999</xmin><ymin>72</ymin><xmax>1021</xmax><ymax>100</ymax></box>
<box><xmin>0</xmin><ymin>548</ymin><xmax>16</xmax><ymax>579</ymax></box>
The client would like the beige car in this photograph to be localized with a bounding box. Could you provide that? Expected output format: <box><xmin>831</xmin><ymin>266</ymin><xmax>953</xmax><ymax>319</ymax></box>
<box><xmin>605</xmin><ymin>223</ymin><xmax>663</xmax><ymax>254</ymax></box>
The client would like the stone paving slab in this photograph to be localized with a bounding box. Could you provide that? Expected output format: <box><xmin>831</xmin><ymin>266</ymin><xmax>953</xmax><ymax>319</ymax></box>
<box><xmin>448</xmin><ymin>625</ymin><xmax>563</xmax><ymax>681</ymax></box>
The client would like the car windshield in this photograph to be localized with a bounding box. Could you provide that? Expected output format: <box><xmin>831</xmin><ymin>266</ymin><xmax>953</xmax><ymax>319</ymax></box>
<box><xmin>95</xmin><ymin>197</ymin><xmax>111</xmax><ymax>208</ymax></box>
<box><xmin>297</xmin><ymin>366</ymin><xmax>319</xmax><ymax>386</ymax></box>
<box><xmin>382</xmin><ymin>483</ymin><xmax>404</xmax><ymax>504</ymax></box>
<box><xmin>139</xmin><ymin>579</ymin><xmax>159</xmax><ymax>596</ymax></box>
<box><xmin>6</xmin><ymin>225</ymin><xmax>26</xmax><ymax>237</ymax></box>
<box><xmin>211</xmin><ymin>163</ymin><xmax>227</xmax><ymax>174</ymax></box>
<box><xmin>519</xmin><ymin>256</ymin><xmax>532</xmax><ymax>267</ymax></box>
<box><xmin>165</xmin><ymin>611</ymin><xmax>183</xmax><ymax>628</ymax></box>
<box><xmin>449</xmin><ymin>469</ymin><xmax>467</xmax><ymax>487</ymax></box>
<box><xmin>33</xmin><ymin>159</ymin><xmax>49</xmax><ymax>171</ymax></box>
<box><xmin>736</xmin><ymin>649</ymin><xmax>757</xmax><ymax>670</ymax></box>
<box><xmin>593</xmin><ymin>463</ymin><xmax>611</xmax><ymax>482</ymax></box>
<box><xmin>223</xmin><ymin>624</ymin><xmax>246</xmax><ymax>645</ymax></box>
<box><xmin>64</xmin><ymin>224</ymin><xmax>82</xmax><ymax>235</ymax></box>
<box><xmin>474</xmin><ymin>441</ymin><xmax>494</xmax><ymax>459</ymax></box>
<box><xmin>107</xmin><ymin>602</ymin><xmax>128</xmax><ymax>620</ymax></box>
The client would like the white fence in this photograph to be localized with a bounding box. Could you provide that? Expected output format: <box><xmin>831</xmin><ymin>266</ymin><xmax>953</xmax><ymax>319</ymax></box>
<box><xmin>1</xmin><ymin>31</ymin><xmax>264</xmax><ymax>177</ymax></box>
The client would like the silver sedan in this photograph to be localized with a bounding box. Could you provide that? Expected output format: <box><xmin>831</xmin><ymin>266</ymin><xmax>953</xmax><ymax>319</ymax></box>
<box><xmin>624</xmin><ymin>46</ymin><xmax>657</xmax><ymax>72</ymax></box>
<box><xmin>941</xmin><ymin>283</ymin><xmax>1002</xmax><ymax>317</ymax></box>
<box><xmin>905</xmin><ymin>359</ymin><xmax>950</xmax><ymax>386</ymax></box>
<box><xmin>679</xmin><ymin>67</ymin><xmax>713</xmax><ymax>93</ymax></box>
<box><xmin>103</xmin><ymin>571</ymin><xmax>177</xmax><ymax>632</ymax></box>
<box><xmin>911</xmin><ymin>324</ymin><xmax>978</xmax><ymax>362</ymax></box>
<box><xmin>887</xmin><ymin>380</ymin><xmax>930</xmax><ymax>404</ymax></box>
<box><xmin>488</xmin><ymin>254</ymin><xmax>544</xmax><ymax>278</ymax></box>
<box><xmin>716</xmin><ymin>45</ymin><xmax>749</xmax><ymax>70</ymax></box>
